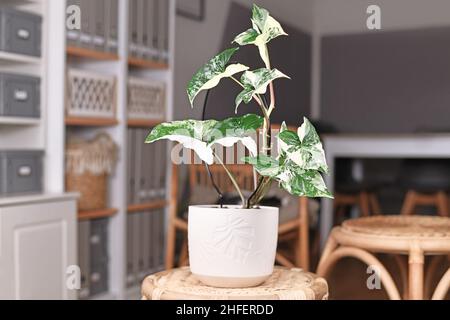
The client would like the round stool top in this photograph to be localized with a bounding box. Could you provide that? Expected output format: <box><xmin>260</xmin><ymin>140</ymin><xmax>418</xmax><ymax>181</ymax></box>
<box><xmin>141</xmin><ymin>267</ymin><xmax>328</xmax><ymax>300</ymax></box>
<box><xmin>335</xmin><ymin>215</ymin><xmax>450</xmax><ymax>253</ymax></box>
<box><xmin>342</xmin><ymin>215</ymin><xmax>450</xmax><ymax>238</ymax></box>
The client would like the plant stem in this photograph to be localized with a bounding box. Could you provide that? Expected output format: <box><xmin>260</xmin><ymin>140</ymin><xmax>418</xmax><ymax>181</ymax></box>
<box><xmin>230</xmin><ymin>76</ymin><xmax>245</xmax><ymax>88</ymax></box>
<box><xmin>214</xmin><ymin>153</ymin><xmax>245</xmax><ymax>207</ymax></box>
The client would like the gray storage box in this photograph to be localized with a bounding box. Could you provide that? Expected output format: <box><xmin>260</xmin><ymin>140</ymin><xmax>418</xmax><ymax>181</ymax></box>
<box><xmin>78</xmin><ymin>221</ymin><xmax>91</xmax><ymax>299</ymax></box>
<box><xmin>89</xmin><ymin>218</ymin><xmax>108</xmax><ymax>263</ymax></box>
<box><xmin>0</xmin><ymin>73</ymin><xmax>40</xmax><ymax>118</ymax></box>
<box><xmin>0</xmin><ymin>8</ymin><xmax>42</xmax><ymax>57</ymax></box>
<box><xmin>89</xmin><ymin>262</ymin><xmax>108</xmax><ymax>296</ymax></box>
<box><xmin>0</xmin><ymin>151</ymin><xmax>43</xmax><ymax>196</ymax></box>
<box><xmin>89</xmin><ymin>218</ymin><xmax>109</xmax><ymax>296</ymax></box>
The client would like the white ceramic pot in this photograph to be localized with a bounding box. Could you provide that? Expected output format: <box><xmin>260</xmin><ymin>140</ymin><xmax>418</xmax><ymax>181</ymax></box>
<box><xmin>188</xmin><ymin>205</ymin><xmax>279</xmax><ymax>288</ymax></box>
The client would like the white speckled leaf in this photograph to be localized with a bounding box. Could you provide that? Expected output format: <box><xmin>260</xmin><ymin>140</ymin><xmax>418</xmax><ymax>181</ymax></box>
<box><xmin>187</xmin><ymin>48</ymin><xmax>248</xmax><ymax>107</ymax></box>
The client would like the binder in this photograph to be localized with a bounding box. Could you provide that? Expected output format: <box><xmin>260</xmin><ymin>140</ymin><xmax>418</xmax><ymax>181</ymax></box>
<box><xmin>155</xmin><ymin>209</ymin><xmax>165</xmax><ymax>268</ymax></box>
<box><xmin>109</xmin><ymin>0</ymin><xmax>119</xmax><ymax>53</ymax></box>
<box><xmin>129</xmin><ymin>0</ymin><xmax>138</xmax><ymax>56</ymax></box>
<box><xmin>131</xmin><ymin>211</ymin><xmax>142</xmax><ymax>283</ymax></box>
<box><xmin>127</xmin><ymin>129</ymin><xmax>135</xmax><ymax>205</ymax></box>
<box><xmin>66</xmin><ymin>0</ymin><xmax>81</xmax><ymax>47</ymax></box>
<box><xmin>145</xmin><ymin>0</ymin><xmax>157</xmax><ymax>59</ymax></box>
<box><xmin>140</xmin><ymin>211</ymin><xmax>151</xmax><ymax>277</ymax></box>
<box><xmin>78</xmin><ymin>220</ymin><xmax>91</xmax><ymax>299</ymax></box>
<box><xmin>79</xmin><ymin>0</ymin><xmax>92</xmax><ymax>47</ymax></box>
<box><xmin>93</xmin><ymin>0</ymin><xmax>105</xmax><ymax>50</ymax></box>
<box><xmin>143</xmin><ymin>138</ymin><xmax>154</xmax><ymax>201</ymax></box>
<box><xmin>158</xmin><ymin>141</ymin><xmax>167</xmax><ymax>198</ymax></box>
<box><xmin>152</xmin><ymin>0</ymin><xmax>160</xmax><ymax>60</ymax></box>
<box><xmin>133</xmin><ymin>129</ymin><xmax>144</xmax><ymax>204</ymax></box>
<box><xmin>140</xmin><ymin>135</ymin><xmax>149</xmax><ymax>202</ymax></box>
<box><xmin>157</xmin><ymin>0</ymin><xmax>166</xmax><ymax>61</ymax></box>
<box><xmin>126</xmin><ymin>213</ymin><xmax>135</xmax><ymax>287</ymax></box>
<box><xmin>149</xmin><ymin>210</ymin><xmax>157</xmax><ymax>269</ymax></box>
<box><xmin>136</xmin><ymin>0</ymin><xmax>145</xmax><ymax>57</ymax></box>
<box><xmin>163</xmin><ymin>0</ymin><xmax>170</xmax><ymax>62</ymax></box>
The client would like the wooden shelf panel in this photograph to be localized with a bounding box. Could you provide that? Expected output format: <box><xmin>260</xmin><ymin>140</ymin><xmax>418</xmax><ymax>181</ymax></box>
<box><xmin>127</xmin><ymin>200</ymin><xmax>168</xmax><ymax>213</ymax></box>
<box><xmin>78</xmin><ymin>208</ymin><xmax>118</xmax><ymax>220</ymax></box>
<box><xmin>128</xmin><ymin>57</ymin><xmax>169</xmax><ymax>70</ymax></box>
<box><xmin>65</xmin><ymin>117</ymin><xmax>119</xmax><ymax>127</ymax></box>
<box><xmin>67</xmin><ymin>46</ymin><xmax>119</xmax><ymax>61</ymax></box>
<box><xmin>127</xmin><ymin>118</ymin><xmax>165</xmax><ymax>128</ymax></box>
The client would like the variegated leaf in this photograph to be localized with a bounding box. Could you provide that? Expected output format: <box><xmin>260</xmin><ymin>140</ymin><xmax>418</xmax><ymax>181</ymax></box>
<box><xmin>235</xmin><ymin>68</ymin><xmax>289</xmax><ymax>111</ymax></box>
<box><xmin>186</xmin><ymin>48</ymin><xmax>248</xmax><ymax>107</ymax></box>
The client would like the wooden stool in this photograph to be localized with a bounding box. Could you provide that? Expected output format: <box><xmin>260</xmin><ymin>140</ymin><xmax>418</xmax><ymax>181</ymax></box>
<box><xmin>317</xmin><ymin>215</ymin><xmax>450</xmax><ymax>300</ymax></box>
<box><xmin>400</xmin><ymin>190</ymin><xmax>449</xmax><ymax>216</ymax></box>
<box><xmin>141</xmin><ymin>266</ymin><xmax>328</xmax><ymax>300</ymax></box>
<box><xmin>334</xmin><ymin>190</ymin><xmax>381</xmax><ymax>218</ymax></box>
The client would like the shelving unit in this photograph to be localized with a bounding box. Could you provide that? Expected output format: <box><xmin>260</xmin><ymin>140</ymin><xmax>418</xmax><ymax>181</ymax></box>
<box><xmin>0</xmin><ymin>0</ymin><xmax>79</xmax><ymax>299</ymax></box>
<box><xmin>61</xmin><ymin>0</ymin><xmax>175</xmax><ymax>300</ymax></box>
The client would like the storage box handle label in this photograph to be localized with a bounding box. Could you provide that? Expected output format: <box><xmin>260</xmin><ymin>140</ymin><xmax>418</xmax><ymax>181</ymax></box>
<box><xmin>17</xmin><ymin>28</ymin><xmax>30</xmax><ymax>40</ymax></box>
<box><xmin>18</xmin><ymin>165</ymin><xmax>32</xmax><ymax>177</ymax></box>
<box><xmin>14</xmin><ymin>89</ymin><xmax>29</xmax><ymax>101</ymax></box>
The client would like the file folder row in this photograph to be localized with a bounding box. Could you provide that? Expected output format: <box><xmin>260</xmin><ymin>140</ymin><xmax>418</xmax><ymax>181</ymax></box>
<box><xmin>66</xmin><ymin>0</ymin><xmax>119</xmax><ymax>53</ymax></box>
<box><xmin>127</xmin><ymin>128</ymin><xmax>168</xmax><ymax>205</ymax></box>
<box><xmin>126</xmin><ymin>209</ymin><xmax>165</xmax><ymax>287</ymax></box>
<box><xmin>128</xmin><ymin>0</ymin><xmax>170</xmax><ymax>62</ymax></box>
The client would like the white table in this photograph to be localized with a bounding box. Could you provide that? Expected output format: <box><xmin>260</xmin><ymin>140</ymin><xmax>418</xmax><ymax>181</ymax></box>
<box><xmin>320</xmin><ymin>133</ymin><xmax>450</xmax><ymax>249</ymax></box>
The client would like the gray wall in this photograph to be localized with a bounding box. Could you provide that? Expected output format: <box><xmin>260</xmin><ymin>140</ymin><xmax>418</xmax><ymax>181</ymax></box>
<box><xmin>202</xmin><ymin>2</ymin><xmax>311</xmax><ymax>125</ymax></box>
<box><xmin>321</xmin><ymin>26</ymin><xmax>450</xmax><ymax>133</ymax></box>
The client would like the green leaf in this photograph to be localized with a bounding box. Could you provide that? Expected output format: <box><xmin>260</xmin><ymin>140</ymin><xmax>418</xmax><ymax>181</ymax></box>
<box><xmin>243</xmin><ymin>154</ymin><xmax>280</xmax><ymax>177</ymax></box>
<box><xmin>207</xmin><ymin>114</ymin><xmax>263</xmax><ymax>156</ymax></box>
<box><xmin>145</xmin><ymin>114</ymin><xmax>263</xmax><ymax>164</ymax></box>
<box><xmin>278</xmin><ymin>117</ymin><xmax>328</xmax><ymax>173</ymax></box>
<box><xmin>279</xmin><ymin>168</ymin><xmax>333</xmax><ymax>198</ymax></box>
<box><xmin>233</xmin><ymin>4</ymin><xmax>287</xmax><ymax>66</ymax></box>
<box><xmin>146</xmin><ymin>119</ymin><xmax>218</xmax><ymax>164</ymax></box>
<box><xmin>235</xmin><ymin>68</ymin><xmax>289</xmax><ymax>111</ymax></box>
<box><xmin>244</xmin><ymin>153</ymin><xmax>332</xmax><ymax>198</ymax></box>
<box><xmin>233</xmin><ymin>28</ymin><xmax>259</xmax><ymax>45</ymax></box>
<box><xmin>186</xmin><ymin>48</ymin><xmax>248</xmax><ymax>107</ymax></box>
<box><xmin>251</xmin><ymin>4</ymin><xmax>269</xmax><ymax>32</ymax></box>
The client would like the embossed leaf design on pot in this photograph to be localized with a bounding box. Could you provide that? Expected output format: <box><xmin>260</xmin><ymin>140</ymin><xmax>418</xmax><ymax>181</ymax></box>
<box><xmin>210</xmin><ymin>217</ymin><xmax>256</xmax><ymax>264</ymax></box>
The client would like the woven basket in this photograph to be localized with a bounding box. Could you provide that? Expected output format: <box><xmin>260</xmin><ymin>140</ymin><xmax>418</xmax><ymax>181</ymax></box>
<box><xmin>65</xmin><ymin>132</ymin><xmax>117</xmax><ymax>211</ymax></box>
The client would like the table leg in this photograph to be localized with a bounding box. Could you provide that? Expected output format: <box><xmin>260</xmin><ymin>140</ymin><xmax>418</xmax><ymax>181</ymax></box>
<box><xmin>408</xmin><ymin>246</ymin><xmax>424</xmax><ymax>300</ymax></box>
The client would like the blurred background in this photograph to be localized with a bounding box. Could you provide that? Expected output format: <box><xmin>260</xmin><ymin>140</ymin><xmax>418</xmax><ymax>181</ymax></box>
<box><xmin>0</xmin><ymin>0</ymin><xmax>448</xmax><ymax>300</ymax></box>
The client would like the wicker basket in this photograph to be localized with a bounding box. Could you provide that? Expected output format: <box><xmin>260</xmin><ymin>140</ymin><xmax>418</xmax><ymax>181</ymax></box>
<box><xmin>66</xmin><ymin>69</ymin><xmax>116</xmax><ymax>119</ymax></box>
<box><xmin>127</xmin><ymin>77</ymin><xmax>166</xmax><ymax>120</ymax></box>
<box><xmin>65</xmin><ymin>132</ymin><xmax>117</xmax><ymax>211</ymax></box>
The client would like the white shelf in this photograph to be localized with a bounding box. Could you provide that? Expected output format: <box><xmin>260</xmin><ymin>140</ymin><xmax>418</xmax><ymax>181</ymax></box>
<box><xmin>0</xmin><ymin>51</ymin><xmax>41</xmax><ymax>65</ymax></box>
<box><xmin>0</xmin><ymin>117</ymin><xmax>40</xmax><ymax>126</ymax></box>
<box><xmin>0</xmin><ymin>192</ymin><xmax>79</xmax><ymax>207</ymax></box>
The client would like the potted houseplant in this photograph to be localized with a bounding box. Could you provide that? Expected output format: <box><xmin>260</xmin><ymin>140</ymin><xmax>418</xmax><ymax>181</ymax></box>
<box><xmin>146</xmin><ymin>4</ymin><xmax>332</xmax><ymax>288</ymax></box>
